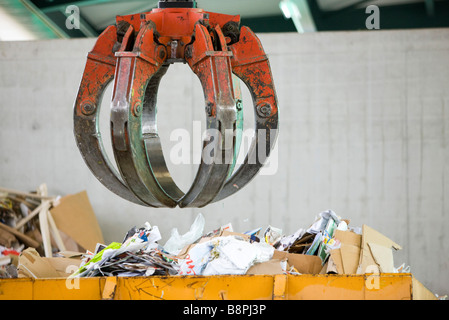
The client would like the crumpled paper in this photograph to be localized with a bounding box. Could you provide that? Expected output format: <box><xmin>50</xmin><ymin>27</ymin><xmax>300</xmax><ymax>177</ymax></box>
<box><xmin>178</xmin><ymin>235</ymin><xmax>274</xmax><ymax>276</ymax></box>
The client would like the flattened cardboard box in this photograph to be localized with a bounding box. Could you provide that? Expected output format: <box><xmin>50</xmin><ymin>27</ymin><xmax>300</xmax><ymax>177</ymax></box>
<box><xmin>50</xmin><ymin>190</ymin><xmax>104</xmax><ymax>252</ymax></box>
<box><xmin>327</xmin><ymin>225</ymin><xmax>402</xmax><ymax>275</ymax></box>
<box><xmin>356</xmin><ymin>224</ymin><xmax>401</xmax><ymax>274</ymax></box>
<box><xmin>272</xmin><ymin>250</ymin><xmax>322</xmax><ymax>274</ymax></box>
<box><xmin>328</xmin><ymin>229</ymin><xmax>362</xmax><ymax>275</ymax></box>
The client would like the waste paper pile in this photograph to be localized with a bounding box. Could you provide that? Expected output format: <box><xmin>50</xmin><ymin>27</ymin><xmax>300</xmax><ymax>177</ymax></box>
<box><xmin>0</xmin><ymin>185</ymin><xmax>62</xmax><ymax>279</ymax></box>
<box><xmin>69</xmin><ymin>223</ymin><xmax>177</xmax><ymax>278</ymax></box>
<box><xmin>0</xmin><ymin>186</ymin><xmax>103</xmax><ymax>279</ymax></box>
<box><xmin>12</xmin><ymin>209</ymin><xmax>417</xmax><ymax>280</ymax></box>
<box><xmin>0</xmin><ymin>187</ymin><xmax>430</xmax><ymax>282</ymax></box>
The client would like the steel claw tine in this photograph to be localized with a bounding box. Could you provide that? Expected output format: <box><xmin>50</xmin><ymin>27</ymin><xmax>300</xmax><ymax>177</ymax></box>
<box><xmin>111</xmin><ymin>22</ymin><xmax>181</xmax><ymax>208</ymax></box>
<box><xmin>229</xmin><ymin>74</ymin><xmax>244</xmax><ymax>179</ymax></box>
<box><xmin>213</xmin><ymin>26</ymin><xmax>279</xmax><ymax>203</ymax></box>
<box><xmin>73</xmin><ymin>25</ymin><xmax>150</xmax><ymax>206</ymax></box>
<box><xmin>178</xmin><ymin>23</ymin><xmax>237</xmax><ymax>208</ymax></box>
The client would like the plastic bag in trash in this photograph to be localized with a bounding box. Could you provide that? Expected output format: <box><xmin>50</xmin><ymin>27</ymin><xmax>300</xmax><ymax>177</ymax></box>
<box><xmin>163</xmin><ymin>213</ymin><xmax>205</xmax><ymax>255</ymax></box>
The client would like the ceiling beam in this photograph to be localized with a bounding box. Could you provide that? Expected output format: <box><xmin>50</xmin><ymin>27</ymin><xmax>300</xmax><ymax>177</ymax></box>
<box><xmin>22</xmin><ymin>0</ymin><xmax>101</xmax><ymax>38</ymax></box>
<box><xmin>20</xmin><ymin>0</ymin><xmax>70</xmax><ymax>38</ymax></box>
<box><xmin>425</xmin><ymin>0</ymin><xmax>435</xmax><ymax>16</ymax></box>
<box><xmin>30</xmin><ymin>0</ymin><xmax>157</xmax><ymax>13</ymax></box>
<box><xmin>307</xmin><ymin>0</ymin><xmax>449</xmax><ymax>31</ymax></box>
<box><xmin>321</xmin><ymin>0</ymin><xmax>380</xmax><ymax>17</ymax></box>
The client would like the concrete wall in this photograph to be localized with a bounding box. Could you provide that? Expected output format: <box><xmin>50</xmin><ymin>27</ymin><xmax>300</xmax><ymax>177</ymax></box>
<box><xmin>1</xmin><ymin>28</ymin><xmax>448</xmax><ymax>295</ymax></box>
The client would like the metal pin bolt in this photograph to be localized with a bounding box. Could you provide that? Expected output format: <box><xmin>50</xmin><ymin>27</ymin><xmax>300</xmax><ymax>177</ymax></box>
<box><xmin>132</xmin><ymin>100</ymin><xmax>143</xmax><ymax>117</ymax></box>
<box><xmin>81</xmin><ymin>103</ymin><xmax>96</xmax><ymax>116</ymax></box>
<box><xmin>236</xmin><ymin>100</ymin><xmax>243</xmax><ymax>112</ymax></box>
<box><xmin>256</xmin><ymin>102</ymin><xmax>272</xmax><ymax>118</ymax></box>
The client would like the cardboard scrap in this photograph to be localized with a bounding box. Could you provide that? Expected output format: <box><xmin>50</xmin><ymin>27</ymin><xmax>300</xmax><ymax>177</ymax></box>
<box><xmin>47</xmin><ymin>257</ymin><xmax>82</xmax><ymax>278</ymax></box>
<box><xmin>57</xmin><ymin>251</ymin><xmax>84</xmax><ymax>259</ymax></box>
<box><xmin>327</xmin><ymin>229</ymin><xmax>361</xmax><ymax>275</ymax></box>
<box><xmin>246</xmin><ymin>259</ymin><xmax>286</xmax><ymax>275</ymax></box>
<box><xmin>50</xmin><ymin>191</ymin><xmax>104</xmax><ymax>252</ymax></box>
<box><xmin>362</xmin><ymin>224</ymin><xmax>402</xmax><ymax>250</ymax></box>
<box><xmin>272</xmin><ymin>250</ymin><xmax>322</xmax><ymax>274</ymax></box>
<box><xmin>220</xmin><ymin>230</ymin><xmax>250</xmax><ymax>240</ymax></box>
<box><xmin>18</xmin><ymin>248</ymin><xmax>60</xmax><ymax>278</ymax></box>
<box><xmin>328</xmin><ymin>249</ymin><xmax>344</xmax><ymax>274</ymax></box>
<box><xmin>357</xmin><ymin>224</ymin><xmax>401</xmax><ymax>274</ymax></box>
<box><xmin>18</xmin><ymin>248</ymin><xmax>81</xmax><ymax>279</ymax></box>
<box><xmin>320</xmin><ymin>261</ymin><xmax>329</xmax><ymax>274</ymax></box>
<box><xmin>341</xmin><ymin>245</ymin><xmax>361</xmax><ymax>274</ymax></box>
<box><xmin>367</xmin><ymin>242</ymin><xmax>395</xmax><ymax>273</ymax></box>
<box><xmin>326</xmin><ymin>225</ymin><xmax>401</xmax><ymax>275</ymax></box>
<box><xmin>334</xmin><ymin>229</ymin><xmax>362</xmax><ymax>247</ymax></box>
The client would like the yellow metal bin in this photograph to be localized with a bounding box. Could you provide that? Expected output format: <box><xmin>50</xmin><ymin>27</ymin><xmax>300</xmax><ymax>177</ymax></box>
<box><xmin>0</xmin><ymin>273</ymin><xmax>437</xmax><ymax>300</ymax></box>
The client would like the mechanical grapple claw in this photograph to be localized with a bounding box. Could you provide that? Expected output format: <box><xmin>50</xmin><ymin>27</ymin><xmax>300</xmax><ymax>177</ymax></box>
<box><xmin>74</xmin><ymin>0</ymin><xmax>279</xmax><ymax>208</ymax></box>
